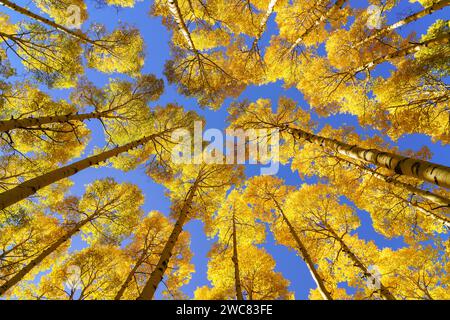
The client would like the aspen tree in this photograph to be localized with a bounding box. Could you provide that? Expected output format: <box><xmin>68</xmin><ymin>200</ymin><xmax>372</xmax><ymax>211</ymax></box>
<box><xmin>0</xmin><ymin>178</ymin><xmax>144</xmax><ymax>296</ymax></box>
<box><xmin>0</xmin><ymin>212</ymin><xmax>67</xmax><ymax>297</ymax></box>
<box><xmin>204</xmin><ymin>189</ymin><xmax>266</xmax><ymax>300</ymax></box>
<box><xmin>115</xmin><ymin>211</ymin><xmax>193</xmax><ymax>300</ymax></box>
<box><xmin>0</xmin><ymin>105</ymin><xmax>199</xmax><ymax>210</ymax></box>
<box><xmin>244</xmin><ymin>176</ymin><xmax>334</xmax><ymax>300</ymax></box>
<box><xmin>138</xmin><ymin>160</ymin><xmax>244</xmax><ymax>299</ymax></box>
<box><xmin>0</xmin><ymin>75</ymin><xmax>163</xmax><ymax>133</ymax></box>
<box><xmin>228</xmin><ymin>97</ymin><xmax>450</xmax><ymax>188</ymax></box>
<box><xmin>290</xmin><ymin>124</ymin><xmax>450</xmax><ymax>238</ymax></box>
<box><xmin>378</xmin><ymin>241</ymin><xmax>450</xmax><ymax>300</ymax></box>
<box><xmin>285</xmin><ymin>184</ymin><xmax>396</xmax><ymax>300</ymax></box>
<box><xmin>14</xmin><ymin>245</ymin><xmax>128</xmax><ymax>299</ymax></box>
<box><xmin>196</xmin><ymin>245</ymin><xmax>293</xmax><ymax>300</ymax></box>
<box><xmin>0</xmin><ymin>0</ymin><xmax>145</xmax><ymax>84</ymax></box>
<box><xmin>353</xmin><ymin>0</ymin><xmax>450</xmax><ymax>48</ymax></box>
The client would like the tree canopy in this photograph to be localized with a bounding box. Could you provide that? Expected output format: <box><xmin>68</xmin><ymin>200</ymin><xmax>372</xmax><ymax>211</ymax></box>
<box><xmin>0</xmin><ymin>0</ymin><xmax>449</xmax><ymax>300</ymax></box>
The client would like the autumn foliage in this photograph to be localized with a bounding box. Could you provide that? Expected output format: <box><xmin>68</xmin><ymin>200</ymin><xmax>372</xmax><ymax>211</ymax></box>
<box><xmin>0</xmin><ymin>0</ymin><xmax>449</xmax><ymax>300</ymax></box>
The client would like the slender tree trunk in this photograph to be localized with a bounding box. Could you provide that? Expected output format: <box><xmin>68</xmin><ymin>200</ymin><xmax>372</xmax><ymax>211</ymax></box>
<box><xmin>0</xmin><ymin>132</ymin><xmax>164</xmax><ymax>210</ymax></box>
<box><xmin>287</xmin><ymin>0</ymin><xmax>348</xmax><ymax>54</ymax></box>
<box><xmin>115</xmin><ymin>231</ymin><xmax>159</xmax><ymax>300</ymax></box>
<box><xmin>354</xmin><ymin>33</ymin><xmax>450</xmax><ymax>74</ymax></box>
<box><xmin>335</xmin><ymin>156</ymin><xmax>450</xmax><ymax>228</ymax></box>
<box><xmin>325</xmin><ymin>225</ymin><xmax>396</xmax><ymax>300</ymax></box>
<box><xmin>0</xmin><ymin>0</ymin><xmax>96</xmax><ymax>45</ymax></box>
<box><xmin>0</xmin><ymin>111</ymin><xmax>111</xmax><ymax>133</ymax></box>
<box><xmin>390</xmin><ymin>193</ymin><xmax>450</xmax><ymax>229</ymax></box>
<box><xmin>0</xmin><ymin>236</ymin><xmax>31</xmax><ymax>261</ymax></box>
<box><xmin>0</xmin><ymin>217</ymin><xmax>93</xmax><ymax>296</ymax></box>
<box><xmin>334</xmin><ymin>156</ymin><xmax>450</xmax><ymax>227</ymax></box>
<box><xmin>137</xmin><ymin>182</ymin><xmax>198</xmax><ymax>300</ymax></box>
<box><xmin>231</xmin><ymin>211</ymin><xmax>244</xmax><ymax>300</ymax></box>
<box><xmin>285</xmin><ymin>125</ymin><xmax>450</xmax><ymax>188</ymax></box>
<box><xmin>255</xmin><ymin>0</ymin><xmax>278</xmax><ymax>40</ymax></box>
<box><xmin>335</xmin><ymin>156</ymin><xmax>450</xmax><ymax>207</ymax></box>
<box><xmin>114</xmin><ymin>255</ymin><xmax>146</xmax><ymax>300</ymax></box>
<box><xmin>353</xmin><ymin>0</ymin><xmax>450</xmax><ymax>48</ymax></box>
<box><xmin>166</xmin><ymin>0</ymin><xmax>235</xmax><ymax>83</ymax></box>
<box><xmin>412</xmin><ymin>202</ymin><xmax>450</xmax><ymax>229</ymax></box>
<box><xmin>167</xmin><ymin>0</ymin><xmax>197</xmax><ymax>52</ymax></box>
<box><xmin>167</xmin><ymin>0</ymin><xmax>206</xmax><ymax>74</ymax></box>
<box><xmin>272</xmin><ymin>199</ymin><xmax>333</xmax><ymax>300</ymax></box>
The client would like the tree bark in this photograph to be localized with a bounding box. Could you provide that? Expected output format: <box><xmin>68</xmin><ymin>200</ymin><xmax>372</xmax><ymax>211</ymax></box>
<box><xmin>285</xmin><ymin>125</ymin><xmax>450</xmax><ymax>188</ymax></box>
<box><xmin>166</xmin><ymin>0</ymin><xmax>208</xmax><ymax>76</ymax></box>
<box><xmin>335</xmin><ymin>156</ymin><xmax>450</xmax><ymax>228</ymax></box>
<box><xmin>272</xmin><ymin>199</ymin><xmax>333</xmax><ymax>300</ymax></box>
<box><xmin>0</xmin><ymin>132</ymin><xmax>165</xmax><ymax>210</ymax></box>
<box><xmin>231</xmin><ymin>210</ymin><xmax>244</xmax><ymax>300</ymax></box>
<box><xmin>390</xmin><ymin>192</ymin><xmax>450</xmax><ymax>229</ymax></box>
<box><xmin>412</xmin><ymin>201</ymin><xmax>450</xmax><ymax>229</ymax></box>
<box><xmin>325</xmin><ymin>225</ymin><xmax>396</xmax><ymax>300</ymax></box>
<box><xmin>354</xmin><ymin>33</ymin><xmax>450</xmax><ymax>74</ymax></box>
<box><xmin>287</xmin><ymin>0</ymin><xmax>348</xmax><ymax>54</ymax></box>
<box><xmin>335</xmin><ymin>156</ymin><xmax>450</xmax><ymax>207</ymax></box>
<box><xmin>0</xmin><ymin>0</ymin><xmax>96</xmax><ymax>45</ymax></box>
<box><xmin>353</xmin><ymin>0</ymin><xmax>450</xmax><ymax>48</ymax></box>
<box><xmin>137</xmin><ymin>182</ymin><xmax>198</xmax><ymax>300</ymax></box>
<box><xmin>255</xmin><ymin>0</ymin><xmax>278</xmax><ymax>41</ymax></box>
<box><xmin>114</xmin><ymin>255</ymin><xmax>146</xmax><ymax>300</ymax></box>
<box><xmin>0</xmin><ymin>217</ymin><xmax>93</xmax><ymax>296</ymax></box>
<box><xmin>0</xmin><ymin>111</ymin><xmax>110</xmax><ymax>133</ymax></box>
<box><xmin>115</xmin><ymin>231</ymin><xmax>159</xmax><ymax>300</ymax></box>
<box><xmin>167</xmin><ymin>0</ymin><xmax>197</xmax><ymax>52</ymax></box>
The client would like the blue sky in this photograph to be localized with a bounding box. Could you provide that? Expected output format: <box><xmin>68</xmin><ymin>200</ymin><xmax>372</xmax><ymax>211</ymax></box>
<box><xmin>2</xmin><ymin>0</ymin><xmax>449</xmax><ymax>299</ymax></box>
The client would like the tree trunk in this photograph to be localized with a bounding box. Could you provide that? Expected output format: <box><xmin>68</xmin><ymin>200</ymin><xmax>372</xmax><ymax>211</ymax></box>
<box><xmin>231</xmin><ymin>211</ymin><xmax>244</xmax><ymax>300</ymax></box>
<box><xmin>0</xmin><ymin>217</ymin><xmax>93</xmax><ymax>296</ymax></box>
<box><xmin>0</xmin><ymin>133</ymin><xmax>163</xmax><ymax>210</ymax></box>
<box><xmin>0</xmin><ymin>0</ymin><xmax>96</xmax><ymax>45</ymax></box>
<box><xmin>137</xmin><ymin>182</ymin><xmax>198</xmax><ymax>300</ymax></box>
<box><xmin>335</xmin><ymin>156</ymin><xmax>450</xmax><ymax>228</ymax></box>
<box><xmin>325</xmin><ymin>225</ymin><xmax>396</xmax><ymax>300</ymax></box>
<box><xmin>353</xmin><ymin>0</ymin><xmax>450</xmax><ymax>48</ymax></box>
<box><xmin>167</xmin><ymin>0</ymin><xmax>197</xmax><ymax>52</ymax></box>
<box><xmin>390</xmin><ymin>193</ymin><xmax>450</xmax><ymax>229</ymax></box>
<box><xmin>114</xmin><ymin>255</ymin><xmax>146</xmax><ymax>300</ymax></box>
<box><xmin>0</xmin><ymin>236</ymin><xmax>31</xmax><ymax>261</ymax></box>
<box><xmin>335</xmin><ymin>156</ymin><xmax>450</xmax><ymax>207</ymax></box>
<box><xmin>166</xmin><ymin>0</ymin><xmax>206</xmax><ymax>74</ymax></box>
<box><xmin>354</xmin><ymin>33</ymin><xmax>450</xmax><ymax>74</ymax></box>
<box><xmin>412</xmin><ymin>201</ymin><xmax>450</xmax><ymax>229</ymax></box>
<box><xmin>255</xmin><ymin>0</ymin><xmax>278</xmax><ymax>41</ymax></box>
<box><xmin>272</xmin><ymin>199</ymin><xmax>333</xmax><ymax>300</ymax></box>
<box><xmin>287</xmin><ymin>0</ymin><xmax>348</xmax><ymax>54</ymax></box>
<box><xmin>285</xmin><ymin>125</ymin><xmax>450</xmax><ymax>188</ymax></box>
<box><xmin>0</xmin><ymin>111</ymin><xmax>110</xmax><ymax>133</ymax></box>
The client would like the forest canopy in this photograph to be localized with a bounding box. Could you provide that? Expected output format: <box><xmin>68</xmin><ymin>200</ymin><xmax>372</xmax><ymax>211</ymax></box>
<box><xmin>0</xmin><ymin>0</ymin><xmax>449</xmax><ymax>300</ymax></box>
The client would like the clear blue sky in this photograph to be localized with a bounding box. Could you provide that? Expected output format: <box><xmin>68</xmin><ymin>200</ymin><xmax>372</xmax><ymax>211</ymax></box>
<box><xmin>2</xmin><ymin>0</ymin><xmax>449</xmax><ymax>299</ymax></box>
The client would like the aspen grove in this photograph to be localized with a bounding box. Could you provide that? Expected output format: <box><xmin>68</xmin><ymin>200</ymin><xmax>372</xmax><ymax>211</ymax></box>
<box><xmin>0</xmin><ymin>0</ymin><xmax>449</xmax><ymax>300</ymax></box>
